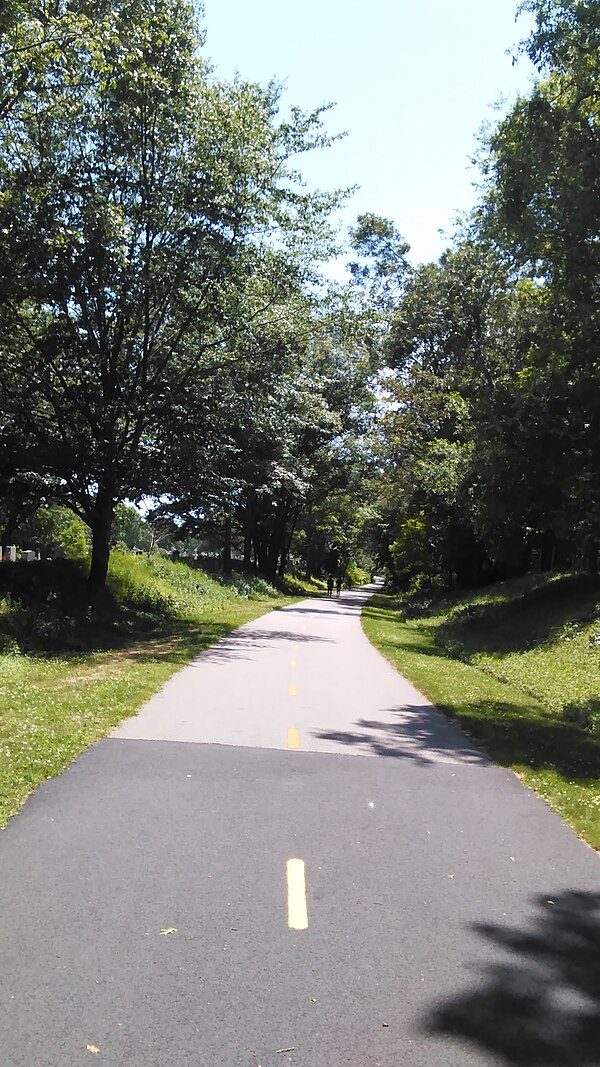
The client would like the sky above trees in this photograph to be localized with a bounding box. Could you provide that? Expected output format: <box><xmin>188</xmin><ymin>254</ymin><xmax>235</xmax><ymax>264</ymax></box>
<box><xmin>203</xmin><ymin>0</ymin><xmax>537</xmax><ymax>265</ymax></box>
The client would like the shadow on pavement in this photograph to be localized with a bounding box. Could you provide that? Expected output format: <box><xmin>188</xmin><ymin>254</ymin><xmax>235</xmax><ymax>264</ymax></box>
<box><xmin>424</xmin><ymin>889</ymin><xmax>600</xmax><ymax>1066</ymax></box>
<box><xmin>280</xmin><ymin>592</ymin><xmax>370</xmax><ymax>615</ymax></box>
<box><xmin>282</xmin><ymin>607</ymin><xmax>362</xmax><ymax>617</ymax></box>
<box><xmin>197</xmin><ymin>627</ymin><xmax>333</xmax><ymax>663</ymax></box>
<box><xmin>313</xmin><ymin>704</ymin><xmax>487</xmax><ymax>765</ymax></box>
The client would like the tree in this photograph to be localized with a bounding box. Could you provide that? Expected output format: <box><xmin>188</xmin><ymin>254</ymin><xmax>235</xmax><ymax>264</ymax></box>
<box><xmin>0</xmin><ymin>0</ymin><xmax>343</xmax><ymax>595</ymax></box>
<box><xmin>358</xmin><ymin>3</ymin><xmax>600</xmax><ymax>588</ymax></box>
<box><xmin>374</xmin><ymin>237</ymin><xmax>556</xmax><ymax>586</ymax></box>
<box><xmin>11</xmin><ymin>504</ymin><xmax>89</xmax><ymax>558</ymax></box>
<box><xmin>0</xmin><ymin>1</ymin><xmax>92</xmax><ymax>122</ymax></box>
<box><xmin>111</xmin><ymin>503</ymin><xmax>151</xmax><ymax>551</ymax></box>
<box><xmin>156</xmin><ymin>275</ymin><xmax>378</xmax><ymax>580</ymax></box>
<box><xmin>480</xmin><ymin>0</ymin><xmax>600</xmax><ymax>567</ymax></box>
<box><xmin>348</xmin><ymin>213</ymin><xmax>410</xmax><ymax>305</ymax></box>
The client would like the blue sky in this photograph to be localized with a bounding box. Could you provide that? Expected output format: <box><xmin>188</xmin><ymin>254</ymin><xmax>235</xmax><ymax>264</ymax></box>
<box><xmin>201</xmin><ymin>0</ymin><xmax>537</xmax><ymax>266</ymax></box>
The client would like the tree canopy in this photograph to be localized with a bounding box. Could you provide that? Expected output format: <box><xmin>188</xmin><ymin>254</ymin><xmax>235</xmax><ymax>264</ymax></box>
<box><xmin>366</xmin><ymin>0</ymin><xmax>600</xmax><ymax>589</ymax></box>
<box><xmin>0</xmin><ymin>0</ymin><xmax>372</xmax><ymax>591</ymax></box>
<box><xmin>2</xmin><ymin>0</ymin><xmax>599</xmax><ymax>595</ymax></box>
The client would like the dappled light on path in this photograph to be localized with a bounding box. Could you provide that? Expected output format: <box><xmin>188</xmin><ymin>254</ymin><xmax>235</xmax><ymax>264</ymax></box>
<box><xmin>194</xmin><ymin>626</ymin><xmax>333</xmax><ymax>665</ymax></box>
<box><xmin>314</xmin><ymin>704</ymin><xmax>488</xmax><ymax>766</ymax></box>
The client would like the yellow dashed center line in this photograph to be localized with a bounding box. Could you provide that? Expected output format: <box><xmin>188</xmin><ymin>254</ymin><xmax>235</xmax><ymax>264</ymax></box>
<box><xmin>287</xmin><ymin>859</ymin><xmax>308</xmax><ymax>930</ymax></box>
<box><xmin>287</xmin><ymin>727</ymin><xmax>300</xmax><ymax>750</ymax></box>
<box><xmin>290</xmin><ymin>659</ymin><xmax>297</xmax><ymax>668</ymax></box>
<box><xmin>288</xmin><ymin>683</ymin><xmax>297</xmax><ymax>697</ymax></box>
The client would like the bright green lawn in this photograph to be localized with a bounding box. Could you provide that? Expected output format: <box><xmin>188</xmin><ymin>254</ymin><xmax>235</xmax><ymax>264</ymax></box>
<box><xmin>362</xmin><ymin>580</ymin><xmax>600</xmax><ymax>850</ymax></box>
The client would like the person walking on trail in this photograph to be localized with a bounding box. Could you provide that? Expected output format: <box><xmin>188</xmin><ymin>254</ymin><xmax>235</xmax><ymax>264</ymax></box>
<box><xmin>336</xmin><ymin>575</ymin><xmax>342</xmax><ymax>597</ymax></box>
<box><xmin>327</xmin><ymin>574</ymin><xmax>334</xmax><ymax>597</ymax></box>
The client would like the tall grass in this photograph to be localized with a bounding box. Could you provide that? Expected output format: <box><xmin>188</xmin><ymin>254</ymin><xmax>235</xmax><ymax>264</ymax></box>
<box><xmin>107</xmin><ymin>552</ymin><xmax>282</xmax><ymax>616</ymax></box>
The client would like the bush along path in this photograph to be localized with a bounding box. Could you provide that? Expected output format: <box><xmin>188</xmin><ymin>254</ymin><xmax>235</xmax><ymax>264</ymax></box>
<box><xmin>0</xmin><ymin>553</ymin><xmax>323</xmax><ymax>827</ymax></box>
<box><xmin>362</xmin><ymin>575</ymin><xmax>600</xmax><ymax>850</ymax></box>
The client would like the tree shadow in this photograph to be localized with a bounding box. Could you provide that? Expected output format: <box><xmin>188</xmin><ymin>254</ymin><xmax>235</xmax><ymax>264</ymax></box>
<box><xmin>441</xmin><ymin>701</ymin><xmax>600</xmax><ymax>782</ymax></box>
<box><xmin>195</xmin><ymin>627</ymin><xmax>332</xmax><ymax>663</ymax></box>
<box><xmin>313</xmin><ymin>704</ymin><xmax>488</xmax><ymax>766</ymax></box>
<box><xmin>282</xmin><ymin>600</ymin><xmax>367</xmax><ymax>618</ymax></box>
<box><xmin>367</xmin><ymin>604</ymin><xmax>600</xmax><ymax>782</ymax></box>
<box><xmin>364</xmin><ymin>608</ymin><xmax>407</xmax><ymax>624</ymax></box>
<box><xmin>312</xmin><ymin>692</ymin><xmax>600</xmax><ymax>780</ymax></box>
<box><xmin>439</xmin><ymin>575</ymin><xmax>600</xmax><ymax>657</ymax></box>
<box><xmin>425</xmin><ymin>889</ymin><xmax>600</xmax><ymax>1066</ymax></box>
<box><xmin>374</xmin><ymin>636</ymin><xmax>457</xmax><ymax>658</ymax></box>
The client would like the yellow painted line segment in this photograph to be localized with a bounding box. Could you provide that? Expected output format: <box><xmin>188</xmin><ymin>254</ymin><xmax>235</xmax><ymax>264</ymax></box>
<box><xmin>290</xmin><ymin>659</ymin><xmax>297</xmax><ymax>668</ymax></box>
<box><xmin>288</xmin><ymin>683</ymin><xmax>297</xmax><ymax>697</ymax></box>
<box><xmin>287</xmin><ymin>859</ymin><xmax>308</xmax><ymax>930</ymax></box>
<box><xmin>287</xmin><ymin>728</ymin><xmax>300</xmax><ymax>750</ymax></box>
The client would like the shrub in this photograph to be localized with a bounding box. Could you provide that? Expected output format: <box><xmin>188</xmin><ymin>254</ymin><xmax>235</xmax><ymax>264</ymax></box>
<box><xmin>562</xmin><ymin>700</ymin><xmax>600</xmax><ymax>736</ymax></box>
<box><xmin>347</xmin><ymin>562</ymin><xmax>369</xmax><ymax>586</ymax></box>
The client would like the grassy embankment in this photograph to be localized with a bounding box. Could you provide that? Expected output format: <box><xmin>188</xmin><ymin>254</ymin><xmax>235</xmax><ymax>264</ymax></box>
<box><xmin>0</xmin><ymin>552</ymin><xmax>323</xmax><ymax>827</ymax></box>
<box><xmin>362</xmin><ymin>574</ymin><xmax>600</xmax><ymax>849</ymax></box>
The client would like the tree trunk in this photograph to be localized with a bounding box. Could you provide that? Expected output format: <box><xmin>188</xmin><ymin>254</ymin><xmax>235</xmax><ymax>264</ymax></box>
<box><xmin>255</xmin><ymin>530</ymin><xmax>269</xmax><ymax>574</ymax></box>
<box><xmin>278</xmin><ymin>509</ymin><xmax>299</xmax><ymax>578</ymax></box>
<box><xmin>88</xmin><ymin>481</ymin><xmax>116</xmax><ymax>599</ymax></box>
<box><xmin>306</xmin><ymin>534</ymin><xmax>316</xmax><ymax>579</ymax></box>
<box><xmin>1</xmin><ymin>520</ymin><xmax>18</xmax><ymax>556</ymax></box>
<box><xmin>223</xmin><ymin>513</ymin><xmax>232</xmax><ymax>575</ymax></box>
<box><xmin>267</xmin><ymin>500</ymin><xmax>289</xmax><ymax>579</ymax></box>
<box><xmin>243</xmin><ymin>490</ymin><xmax>255</xmax><ymax>566</ymax></box>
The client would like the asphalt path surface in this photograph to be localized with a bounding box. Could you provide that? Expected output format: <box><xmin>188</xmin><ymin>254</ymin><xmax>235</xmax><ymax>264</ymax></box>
<box><xmin>1</xmin><ymin>587</ymin><xmax>599</xmax><ymax>1067</ymax></box>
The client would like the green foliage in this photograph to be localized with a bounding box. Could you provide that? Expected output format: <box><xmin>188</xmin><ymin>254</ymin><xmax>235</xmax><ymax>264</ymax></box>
<box><xmin>563</xmin><ymin>700</ymin><xmax>600</xmax><ymax>738</ymax></box>
<box><xmin>346</xmin><ymin>561</ymin><xmax>369</xmax><ymax>586</ymax></box>
<box><xmin>365</xmin><ymin>2</ymin><xmax>600</xmax><ymax>589</ymax></box>
<box><xmin>348</xmin><ymin>213</ymin><xmax>410</xmax><ymax>301</ymax></box>
<box><xmin>275</xmin><ymin>573</ymin><xmax>327</xmax><ymax>596</ymax></box>
<box><xmin>389</xmin><ymin>516</ymin><xmax>429</xmax><ymax>585</ymax></box>
<box><xmin>14</xmin><ymin>506</ymin><xmax>89</xmax><ymax>559</ymax></box>
<box><xmin>107</xmin><ymin>552</ymin><xmax>286</xmax><ymax>616</ymax></box>
<box><xmin>434</xmin><ymin>574</ymin><xmax>600</xmax><ymax>717</ymax></box>
<box><xmin>111</xmin><ymin>505</ymin><xmax>151</xmax><ymax>551</ymax></box>
<box><xmin>0</xmin><ymin>0</ymin><xmax>349</xmax><ymax>593</ymax></box>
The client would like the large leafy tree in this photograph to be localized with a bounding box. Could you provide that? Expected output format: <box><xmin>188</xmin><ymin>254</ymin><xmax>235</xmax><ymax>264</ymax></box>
<box><xmin>480</xmin><ymin>0</ymin><xmax>600</xmax><ymax>566</ymax></box>
<box><xmin>0</xmin><ymin>1</ymin><xmax>91</xmax><ymax>122</ymax></box>
<box><xmin>0</xmin><ymin>0</ymin><xmax>341</xmax><ymax>593</ymax></box>
<box><xmin>368</xmin><ymin>2</ymin><xmax>600</xmax><ymax>588</ymax></box>
<box><xmin>158</xmin><ymin>276</ymin><xmax>378</xmax><ymax>580</ymax></box>
<box><xmin>375</xmin><ymin>238</ymin><xmax>555</xmax><ymax>586</ymax></box>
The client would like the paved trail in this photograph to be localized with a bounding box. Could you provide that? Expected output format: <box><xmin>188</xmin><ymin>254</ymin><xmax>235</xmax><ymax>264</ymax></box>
<box><xmin>1</xmin><ymin>588</ymin><xmax>598</xmax><ymax>1067</ymax></box>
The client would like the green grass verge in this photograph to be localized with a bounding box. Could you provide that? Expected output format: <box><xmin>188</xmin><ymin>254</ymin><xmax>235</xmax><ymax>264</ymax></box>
<box><xmin>362</xmin><ymin>578</ymin><xmax>600</xmax><ymax>850</ymax></box>
<box><xmin>0</xmin><ymin>552</ymin><xmax>319</xmax><ymax>828</ymax></box>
